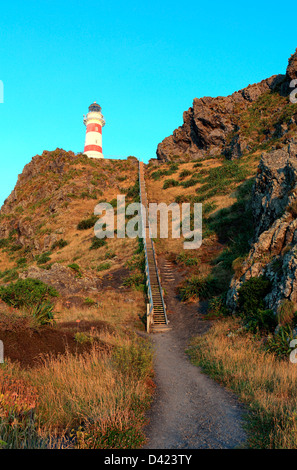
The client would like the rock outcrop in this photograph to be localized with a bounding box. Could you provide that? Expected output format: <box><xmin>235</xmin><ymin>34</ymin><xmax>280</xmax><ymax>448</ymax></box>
<box><xmin>19</xmin><ymin>263</ymin><xmax>100</xmax><ymax>296</ymax></box>
<box><xmin>0</xmin><ymin>149</ymin><xmax>137</xmax><ymax>253</ymax></box>
<box><xmin>227</xmin><ymin>140</ymin><xmax>297</xmax><ymax>313</ymax></box>
<box><xmin>287</xmin><ymin>49</ymin><xmax>297</xmax><ymax>81</ymax></box>
<box><xmin>157</xmin><ymin>49</ymin><xmax>297</xmax><ymax>162</ymax></box>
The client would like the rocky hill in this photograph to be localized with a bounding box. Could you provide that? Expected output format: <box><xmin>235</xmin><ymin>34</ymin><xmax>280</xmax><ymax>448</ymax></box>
<box><xmin>157</xmin><ymin>49</ymin><xmax>297</xmax><ymax>162</ymax></box>
<box><xmin>0</xmin><ymin>149</ymin><xmax>142</xmax><ymax>307</ymax></box>
<box><xmin>227</xmin><ymin>139</ymin><xmax>297</xmax><ymax>313</ymax></box>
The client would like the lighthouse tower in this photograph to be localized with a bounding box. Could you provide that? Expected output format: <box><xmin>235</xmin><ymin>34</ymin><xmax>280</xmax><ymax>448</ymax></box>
<box><xmin>83</xmin><ymin>102</ymin><xmax>105</xmax><ymax>159</ymax></box>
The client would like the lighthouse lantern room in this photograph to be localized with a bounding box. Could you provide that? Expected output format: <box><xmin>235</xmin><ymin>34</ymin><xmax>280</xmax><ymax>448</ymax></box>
<box><xmin>83</xmin><ymin>102</ymin><xmax>105</xmax><ymax>159</ymax></box>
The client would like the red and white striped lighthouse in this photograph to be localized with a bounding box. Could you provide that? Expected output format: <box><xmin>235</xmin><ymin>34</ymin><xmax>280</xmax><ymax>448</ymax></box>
<box><xmin>83</xmin><ymin>102</ymin><xmax>105</xmax><ymax>159</ymax></box>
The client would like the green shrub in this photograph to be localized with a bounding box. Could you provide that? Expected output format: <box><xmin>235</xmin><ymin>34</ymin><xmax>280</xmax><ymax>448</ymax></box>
<box><xmin>104</xmin><ymin>250</ymin><xmax>116</xmax><ymax>259</ymax></box>
<box><xmin>163</xmin><ymin>179</ymin><xmax>179</xmax><ymax>189</ymax></box>
<box><xmin>125</xmin><ymin>254</ymin><xmax>145</xmax><ymax>271</ymax></box>
<box><xmin>97</xmin><ymin>262</ymin><xmax>111</xmax><ymax>271</ymax></box>
<box><xmin>16</xmin><ymin>258</ymin><xmax>27</xmax><ymax>267</ymax></box>
<box><xmin>68</xmin><ymin>263</ymin><xmax>82</xmax><ymax>277</ymax></box>
<box><xmin>245</xmin><ymin>308</ymin><xmax>276</xmax><ymax>333</ymax></box>
<box><xmin>179</xmin><ymin>276</ymin><xmax>217</xmax><ymax>301</ymax></box>
<box><xmin>31</xmin><ymin>301</ymin><xmax>55</xmax><ymax>325</ymax></box>
<box><xmin>35</xmin><ymin>252</ymin><xmax>52</xmax><ymax>265</ymax></box>
<box><xmin>90</xmin><ymin>237</ymin><xmax>107</xmax><ymax>250</ymax></box>
<box><xmin>126</xmin><ymin>180</ymin><xmax>140</xmax><ymax>202</ymax></box>
<box><xmin>176</xmin><ymin>252</ymin><xmax>198</xmax><ymax>266</ymax></box>
<box><xmin>52</xmin><ymin>239</ymin><xmax>68</xmax><ymax>250</ymax></box>
<box><xmin>77</xmin><ymin>215</ymin><xmax>99</xmax><ymax>230</ymax></box>
<box><xmin>0</xmin><ymin>268</ymin><xmax>19</xmax><ymax>283</ymax></box>
<box><xmin>80</xmin><ymin>190</ymin><xmax>98</xmax><ymax>200</ymax></box>
<box><xmin>237</xmin><ymin>276</ymin><xmax>276</xmax><ymax>333</ymax></box>
<box><xmin>122</xmin><ymin>273</ymin><xmax>145</xmax><ymax>290</ymax></box>
<box><xmin>10</xmin><ymin>244</ymin><xmax>22</xmax><ymax>252</ymax></box>
<box><xmin>74</xmin><ymin>332</ymin><xmax>93</xmax><ymax>344</ymax></box>
<box><xmin>179</xmin><ymin>169</ymin><xmax>191</xmax><ymax>179</ymax></box>
<box><xmin>0</xmin><ymin>278</ymin><xmax>58</xmax><ymax>310</ymax></box>
<box><xmin>265</xmin><ymin>325</ymin><xmax>295</xmax><ymax>358</ymax></box>
<box><xmin>237</xmin><ymin>276</ymin><xmax>272</xmax><ymax>317</ymax></box>
<box><xmin>0</xmin><ymin>238</ymin><xmax>9</xmax><ymax>248</ymax></box>
<box><xmin>84</xmin><ymin>297</ymin><xmax>98</xmax><ymax>306</ymax></box>
<box><xmin>109</xmin><ymin>198</ymin><xmax>118</xmax><ymax>208</ymax></box>
<box><xmin>206</xmin><ymin>295</ymin><xmax>230</xmax><ymax>318</ymax></box>
<box><xmin>180</xmin><ymin>177</ymin><xmax>200</xmax><ymax>188</ymax></box>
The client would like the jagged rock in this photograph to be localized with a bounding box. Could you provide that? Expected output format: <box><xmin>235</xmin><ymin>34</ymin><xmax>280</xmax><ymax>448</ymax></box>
<box><xmin>227</xmin><ymin>140</ymin><xmax>297</xmax><ymax>313</ymax></box>
<box><xmin>43</xmin><ymin>234</ymin><xmax>57</xmax><ymax>250</ymax></box>
<box><xmin>252</xmin><ymin>141</ymin><xmax>297</xmax><ymax>237</ymax></box>
<box><xmin>156</xmin><ymin>50</ymin><xmax>297</xmax><ymax>162</ymax></box>
<box><xmin>287</xmin><ymin>48</ymin><xmax>297</xmax><ymax>81</ymax></box>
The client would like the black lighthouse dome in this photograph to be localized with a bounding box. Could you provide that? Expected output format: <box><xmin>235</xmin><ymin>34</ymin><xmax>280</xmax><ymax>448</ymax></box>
<box><xmin>88</xmin><ymin>101</ymin><xmax>102</xmax><ymax>112</ymax></box>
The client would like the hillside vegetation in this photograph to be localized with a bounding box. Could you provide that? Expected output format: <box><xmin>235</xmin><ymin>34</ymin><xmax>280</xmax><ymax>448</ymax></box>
<box><xmin>0</xmin><ymin>150</ymin><xmax>153</xmax><ymax>449</ymax></box>
<box><xmin>1</xmin><ymin>49</ymin><xmax>297</xmax><ymax>449</ymax></box>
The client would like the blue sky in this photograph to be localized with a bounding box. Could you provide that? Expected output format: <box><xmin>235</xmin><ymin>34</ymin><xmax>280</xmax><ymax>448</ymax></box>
<box><xmin>0</xmin><ymin>0</ymin><xmax>296</xmax><ymax>206</ymax></box>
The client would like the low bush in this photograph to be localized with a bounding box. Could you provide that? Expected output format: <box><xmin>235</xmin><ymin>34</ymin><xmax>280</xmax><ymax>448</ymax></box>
<box><xmin>77</xmin><ymin>215</ymin><xmax>98</xmax><ymax>230</ymax></box>
<box><xmin>180</xmin><ymin>177</ymin><xmax>200</xmax><ymax>188</ymax></box>
<box><xmin>52</xmin><ymin>239</ymin><xmax>68</xmax><ymax>250</ymax></box>
<box><xmin>163</xmin><ymin>179</ymin><xmax>179</xmax><ymax>189</ymax></box>
<box><xmin>237</xmin><ymin>276</ymin><xmax>272</xmax><ymax>317</ymax></box>
<box><xmin>104</xmin><ymin>250</ymin><xmax>116</xmax><ymax>259</ymax></box>
<box><xmin>31</xmin><ymin>301</ymin><xmax>55</xmax><ymax>325</ymax></box>
<box><xmin>206</xmin><ymin>295</ymin><xmax>230</xmax><ymax>319</ymax></box>
<box><xmin>176</xmin><ymin>252</ymin><xmax>198</xmax><ymax>266</ymax></box>
<box><xmin>122</xmin><ymin>273</ymin><xmax>145</xmax><ymax>290</ymax></box>
<box><xmin>265</xmin><ymin>325</ymin><xmax>295</xmax><ymax>358</ymax></box>
<box><xmin>97</xmin><ymin>262</ymin><xmax>111</xmax><ymax>271</ymax></box>
<box><xmin>0</xmin><ymin>238</ymin><xmax>9</xmax><ymax>248</ymax></box>
<box><xmin>179</xmin><ymin>275</ymin><xmax>217</xmax><ymax>301</ymax></box>
<box><xmin>0</xmin><ymin>278</ymin><xmax>58</xmax><ymax>312</ymax></box>
<box><xmin>90</xmin><ymin>237</ymin><xmax>107</xmax><ymax>250</ymax></box>
<box><xmin>35</xmin><ymin>252</ymin><xmax>52</xmax><ymax>265</ymax></box>
<box><xmin>126</xmin><ymin>180</ymin><xmax>140</xmax><ymax>202</ymax></box>
<box><xmin>0</xmin><ymin>268</ymin><xmax>19</xmax><ymax>283</ymax></box>
<box><xmin>237</xmin><ymin>276</ymin><xmax>276</xmax><ymax>333</ymax></box>
<box><xmin>179</xmin><ymin>169</ymin><xmax>191</xmax><ymax>179</ymax></box>
<box><xmin>16</xmin><ymin>258</ymin><xmax>27</xmax><ymax>267</ymax></box>
<box><xmin>68</xmin><ymin>263</ymin><xmax>82</xmax><ymax>277</ymax></box>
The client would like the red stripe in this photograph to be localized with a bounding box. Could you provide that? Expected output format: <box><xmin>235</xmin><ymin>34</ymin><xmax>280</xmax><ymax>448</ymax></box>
<box><xmin>86</xmin><ymin>123</ymin><xmax>102</xmax><ymax>133</ymax></box>
<box><xmin>84</xmin><ymin>144</ymin><xmax>103</xmax><ymax>153</ymax></box>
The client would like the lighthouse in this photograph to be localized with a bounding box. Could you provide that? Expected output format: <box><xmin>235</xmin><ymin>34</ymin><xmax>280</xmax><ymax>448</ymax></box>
<box><xmin>83</xmin><ymin>102</ymin><xmax>105</xmax><ymax>159</ymax></box>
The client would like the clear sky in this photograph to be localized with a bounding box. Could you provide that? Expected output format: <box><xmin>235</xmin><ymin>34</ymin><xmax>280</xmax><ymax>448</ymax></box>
<box><xmin>0</xmin><ymin>0</ymin><xmax>296</xmax><ymax>206</ymax></box>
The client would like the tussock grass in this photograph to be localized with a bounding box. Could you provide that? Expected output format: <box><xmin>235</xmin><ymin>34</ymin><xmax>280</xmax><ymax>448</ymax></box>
<box><xmin>188</xmin><ymin>318</ymin><xmax>297</xmax><ymax>448</ymax></box>
<box><xmin>0</xmin><ymin>289</ymin><xmax>150</xmax><ymax>449</ymax></box>
<box><xmin>25</xmin><ymin>339</ymin><xmax>152</xmax><ymax>448</ymax></box>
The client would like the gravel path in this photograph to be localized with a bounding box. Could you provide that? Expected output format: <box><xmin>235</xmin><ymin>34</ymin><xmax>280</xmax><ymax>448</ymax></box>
<box><xmin>143</xmin><ymin>257</ymin><xmax>247</xmax><ymax>449</ymax></box>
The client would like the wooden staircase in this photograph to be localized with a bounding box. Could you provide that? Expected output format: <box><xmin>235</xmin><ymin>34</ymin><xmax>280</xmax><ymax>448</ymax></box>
<box><xmin>139</xmin><ymin>161</ymin><xmax>171</xmax><ymax>333</ymax></box>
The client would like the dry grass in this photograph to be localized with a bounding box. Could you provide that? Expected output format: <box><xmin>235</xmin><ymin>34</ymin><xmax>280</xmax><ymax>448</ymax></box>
<box><xmin>23</xmin><ymin>340</ymin><xmax>152</xmax><ymax>448</ymax></box>
<box><xmin>0</xmin><ymin>284</ymin><xmax>150</xmax><ymax>448</ymax></box>
<box><xmin>188</xmin><ymin>317</ymin><xmax>297</xmax><ymax>448</ymax></box>
<box><xmin>55</xmin><ymin>290</ymin><xmax>146</xmax><ymax>327</ymax></box>
<box><xmin>0</xmin><ymin>153</ymin><xmax>140</xmax><ymax>281</ymax></box>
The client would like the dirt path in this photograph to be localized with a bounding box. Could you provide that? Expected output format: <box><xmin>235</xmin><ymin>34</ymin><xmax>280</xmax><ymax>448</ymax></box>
<box><xmin>143</xmin><ymin>256</ymin><xmax>247</xmax><ymax>449</ymax></box>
